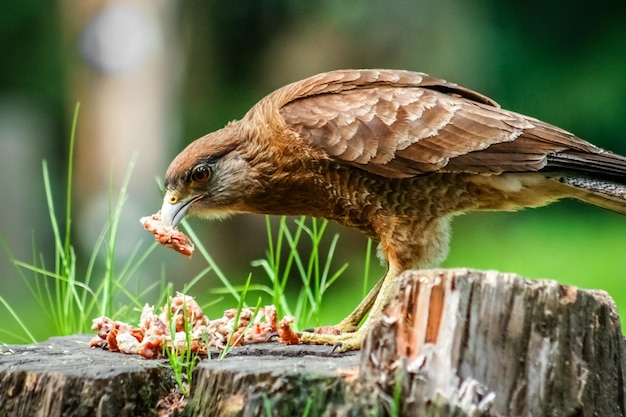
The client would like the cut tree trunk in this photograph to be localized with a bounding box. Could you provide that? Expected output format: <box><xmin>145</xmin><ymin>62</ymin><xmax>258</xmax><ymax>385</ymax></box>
<box><xmin>1</xmin><ymin>269</ymin><xmax>624</xmax><ymax>417</ymax></box>
<box><xmin>360</xmin><ymin>268</ymin><xmax>626</xmax><ymax>416</ymax></box>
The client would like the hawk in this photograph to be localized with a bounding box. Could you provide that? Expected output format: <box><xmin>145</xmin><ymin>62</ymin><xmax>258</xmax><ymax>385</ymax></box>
<box><xmin>157</xmin><ymin>69</ymin><xmax>626</xmax><ymax>351</ymax></box>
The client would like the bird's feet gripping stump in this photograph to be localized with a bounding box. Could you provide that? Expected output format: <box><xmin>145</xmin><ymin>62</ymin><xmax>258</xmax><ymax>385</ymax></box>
<box><xmin>300</xmin><ymin>326</ymin><xmax>369</xmax><ymax>352</ymax></box>
<box><xmin>297</xmin><ymin>275</ymin><xmax>386</xmax><ymax>351</ymax></box>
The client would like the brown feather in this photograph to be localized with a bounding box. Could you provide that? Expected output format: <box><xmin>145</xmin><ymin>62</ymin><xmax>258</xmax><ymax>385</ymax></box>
<box><xmin>265</xmin><ymin>70</ymin><xmax>624</xmax><ymax>182</ymax></box>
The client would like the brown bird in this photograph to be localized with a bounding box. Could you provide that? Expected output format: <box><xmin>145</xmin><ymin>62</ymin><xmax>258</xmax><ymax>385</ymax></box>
<box><xmin>159</xmin><ymin>69</ymin><xmax>626</xmax><ymax>351</ymax></box>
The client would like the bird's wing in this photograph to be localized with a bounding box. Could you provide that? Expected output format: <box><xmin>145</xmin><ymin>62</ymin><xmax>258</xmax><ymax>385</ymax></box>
<box><xmin>275</xmin><ymin>69</ymin><xmax>606</xmax><ymax>179</ymax></box>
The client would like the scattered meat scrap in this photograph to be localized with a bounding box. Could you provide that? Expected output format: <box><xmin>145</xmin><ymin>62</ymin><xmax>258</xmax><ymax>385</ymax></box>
<box><xmin>140</xmin><ymin>211</ymin><xmax>194</xmax><ymax>257</ymax></box>
<box><xmin>90</xmin><ymin>293</ymin><xmax>301</xmax><ymax>359</ymax></box>
<box><xmin>277</xmin><ymin>316</ymin><xmax>301</xmax><ymax>345</ymax></box>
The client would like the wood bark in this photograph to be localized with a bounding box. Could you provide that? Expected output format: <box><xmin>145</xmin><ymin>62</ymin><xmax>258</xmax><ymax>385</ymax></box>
<box><xmin>361</xmin><ymin>269</ymin><xmax>626</xmax><ymax>416</ymax></box>
<box><xmin>0</xmin><ymin>335</ymin><xmax>176</xmax><ymax>417</ymax></box>
<box><xmin>1</xmin><ymin>269</ymin><xmax>624</xmax><ymax>417</ymax></box>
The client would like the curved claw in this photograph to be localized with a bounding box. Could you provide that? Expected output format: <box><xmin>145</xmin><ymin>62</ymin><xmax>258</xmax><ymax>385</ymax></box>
<box><xmin>330</xmin><ymin>342</ymin><xmax>343</xmax><ymax>354</ymax></box>
<box><xmin>264</xmin><ymin>331</ymin><xmax>278</xmax><ymax>342</ymax></box>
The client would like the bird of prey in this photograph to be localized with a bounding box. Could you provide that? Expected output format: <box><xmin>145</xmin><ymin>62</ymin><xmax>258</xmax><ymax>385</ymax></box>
<box><xmin>158</xmin><ymin>69</ymin><xmax>626</xmax><ymax>351</ymax></box>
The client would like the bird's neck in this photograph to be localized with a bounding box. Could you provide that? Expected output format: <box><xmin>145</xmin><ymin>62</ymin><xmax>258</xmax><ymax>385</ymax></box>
<box><xmin>242</xmin><ymin>161</ymin><xmax>376</xmax><ymax>234</ymax></box>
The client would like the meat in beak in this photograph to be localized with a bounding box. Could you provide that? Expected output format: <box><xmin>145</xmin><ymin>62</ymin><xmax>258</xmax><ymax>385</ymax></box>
<box><xmin>160</xmin><ymin>192</ymin><xmax>203</xmax><ymax>227</ymax></box>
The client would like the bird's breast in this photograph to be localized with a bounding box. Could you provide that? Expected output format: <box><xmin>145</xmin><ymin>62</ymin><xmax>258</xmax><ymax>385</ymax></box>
<box><xmin>283</xmin><ymin>165</ymin><xmax>478</xmax><ymax>237</ymax></box>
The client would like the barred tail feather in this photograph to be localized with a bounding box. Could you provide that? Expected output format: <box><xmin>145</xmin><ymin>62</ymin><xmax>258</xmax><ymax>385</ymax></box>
<box><xmin>560</xmin><ymin>176</ymin><xmax>626</xmax><ymax>215</ymax></box>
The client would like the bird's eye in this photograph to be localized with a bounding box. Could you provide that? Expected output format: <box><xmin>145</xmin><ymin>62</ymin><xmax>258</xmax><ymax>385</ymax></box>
<box><xmin>190</xmin><ymin>164</ymin><xmax>211</xmax><ymax>184</ymax></box>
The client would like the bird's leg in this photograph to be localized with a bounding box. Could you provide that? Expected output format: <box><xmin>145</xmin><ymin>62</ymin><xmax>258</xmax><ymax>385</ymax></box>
<box><xmin>331</xmin><ymin>275</ymin><xmax>384</xmax><ymax>333</ymax></box>
<box><xmin>300</xmin><ymin>265</ymin><xmax>401</xmax><ymax>351</ymax></box>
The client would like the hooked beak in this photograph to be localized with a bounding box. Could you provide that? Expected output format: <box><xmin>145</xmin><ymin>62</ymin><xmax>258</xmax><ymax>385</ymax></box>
<box><xmin>160</xmin><ymin>192</ymin><xmax>203</xmax><ymax>227</ymax></box>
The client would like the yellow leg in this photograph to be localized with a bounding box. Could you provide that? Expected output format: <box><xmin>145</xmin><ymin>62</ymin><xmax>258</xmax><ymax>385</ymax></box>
<box><xmin>332</xmin><ymin>275</ymin><xmax>384</xmax><ymax>333</ymax></box>
<box><xmin>300</xmin><ymin>265</ymin><xmax>401</xmax><ymax>351</ymax></box>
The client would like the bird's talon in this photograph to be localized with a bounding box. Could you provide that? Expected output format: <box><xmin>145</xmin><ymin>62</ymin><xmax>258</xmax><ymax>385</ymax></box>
<box><xmin>299</xmin><ymin>327</ymin><xmax>367</xmax><ymax>351</ymax></box>
<box><xmin>264</xmin><ymin>331</ymin><xmax>278</xmax><ymax>342</ymax></box>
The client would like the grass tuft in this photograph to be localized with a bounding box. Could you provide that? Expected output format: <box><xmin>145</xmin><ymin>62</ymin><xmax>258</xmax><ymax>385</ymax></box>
<box><xmin>162</xmin><ymin>292</ymin><xmax>199</xmax><ymax>396</ymax></box>
<box><xmin>249</xmin><ymin>215</ymin><xmax>348</xmax><ymax>330</ymax></box>
<box><xmin>1</xmin><ymin>104</ymin><xmax>158</xmax><ymax>342</ymax></box>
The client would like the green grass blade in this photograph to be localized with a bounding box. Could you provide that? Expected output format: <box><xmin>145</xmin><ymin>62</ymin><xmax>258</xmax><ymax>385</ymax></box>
<box><xmin>302</xmin><ymin>397</ymin><xmax>313</xmax><ymax>417</ymax></box>
<box><xmin>63</xmin><ymin>102</ymin><xmax>79</xmax><ymax>259</ymax></box>
<box><xmin>363</xmin><ymin>238</ymin><xmax>373</xmax><ymax>298</ymax></box>
<box><xmin>181</xmin><ymin>221</ymin><xmax>240</xmax><ymax>303</ymax></box>
<box><xmin>0</xmin><ymin>296</ymin><xmax>37</xmax><ymax>343</ymax></box>
<box><xmin>218</xmin><ymin>273</ymin><xmax>252</xmax><ymax>359</ymax></box>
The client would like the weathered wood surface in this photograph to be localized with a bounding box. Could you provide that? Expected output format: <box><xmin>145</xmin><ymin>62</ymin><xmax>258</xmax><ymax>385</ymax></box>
<box><xmin>0</xmin><ymin>334</ymin><xmax>175</xmax><ymax>417</ymax></box>
<box><xmin>362</xmin><ymin>269</ymin><xmax>626</xmax><ymax>416</ymax></box>
<box><xmin>0</xmin><ymin>336</ymin><xmax>359</xmax><ymax>417</ymax></box>
<box><xmin>1</xmin><ymin>269</ymin><xmax>625</xmax><ymax>417</ymax></box>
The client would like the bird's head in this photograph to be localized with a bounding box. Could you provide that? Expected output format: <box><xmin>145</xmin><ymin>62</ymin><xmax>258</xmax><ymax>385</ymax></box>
<box><xmin>160</xmin><ymin>124</ymin><xmax>259</xmax><ymax>227</ymax></box>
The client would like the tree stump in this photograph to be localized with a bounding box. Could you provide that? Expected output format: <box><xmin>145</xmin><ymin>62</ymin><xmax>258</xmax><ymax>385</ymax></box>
<box><xmin>1</xmin><ymin>269</ymin><xmax>624</xmax><ymax>417</ymax></box>
<box><xmin>0</xmin><ymin>334</ymin><xmax>176</xmax><ymax>417</ymax></box>
<box><xmin>361</xmin><ymin>268</ymin><xmax>626</xmax><ymax>416</ymax></box>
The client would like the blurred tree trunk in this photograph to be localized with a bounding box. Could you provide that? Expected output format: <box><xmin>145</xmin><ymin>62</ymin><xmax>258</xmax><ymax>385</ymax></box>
<box><xmin>58</xmin><ymin>0</ymin><xmax>181</xmax><ymax>261</ymax></box>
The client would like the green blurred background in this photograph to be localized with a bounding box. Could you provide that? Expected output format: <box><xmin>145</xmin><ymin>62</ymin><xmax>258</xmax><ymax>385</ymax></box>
<box><xmin>1</xmin><ymin>1</ymin><xmax>625</xmax><ymax>343</ymax></box>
